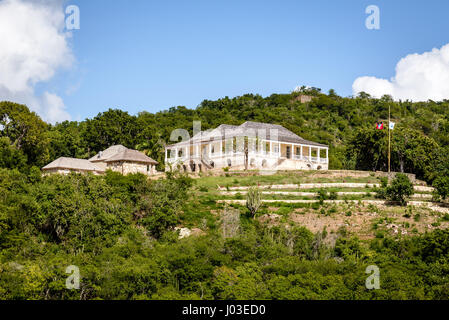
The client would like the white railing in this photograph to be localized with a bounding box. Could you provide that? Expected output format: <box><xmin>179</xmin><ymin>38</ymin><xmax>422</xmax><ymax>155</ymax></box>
<box><xmin>166</xmin><ymin>151</ymin><xmax>328</xmax><ymax>164</ymax></box>
<box><xmin>292</xmin><ymin>155</ymin><xmax>328</xmax><ymax>163</ymax></box>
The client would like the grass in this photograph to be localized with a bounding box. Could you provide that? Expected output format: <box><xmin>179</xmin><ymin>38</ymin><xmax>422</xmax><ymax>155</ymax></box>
<box><xmin>194</xmin><ymin>173</ymin><xmax>382</xmax><ymax>190</ymax></box>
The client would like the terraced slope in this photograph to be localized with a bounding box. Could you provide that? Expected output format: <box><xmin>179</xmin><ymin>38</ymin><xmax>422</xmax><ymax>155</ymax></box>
<box><xmin>192</xmin><ymin>170</ymin><xmax>449</xmax><ymax>240</ymax></box>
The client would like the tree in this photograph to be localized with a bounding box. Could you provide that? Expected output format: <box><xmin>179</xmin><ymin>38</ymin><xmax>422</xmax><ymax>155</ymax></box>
<box><xmin>138</xmin><ymin>171</ymin><xmax>193</xmax><ymax>239</ymax></box>
<box><xmin>385</xmin><ymin>173</ymin><xmax>414</xmax><ymax>205</ymax></box>
<box><xmin>347</xmin><ymin>126</ymin><xmax>387</xmax><ymax>171</ymax></box>
<box><xmin>82</xmin><ymin>109</ymin><xmax>139</xmax><ymax>155</ymax></box>
<box><xmin>0</xmin><ymin>101</ymin><xmax>50</xmax><ymax>167</ymax></box>
<box><xmin>433</xmin><ymin>176</ymin><xmax>449</xmax><ymax>201</ymax></box>
<box><xmin>0</xmin><ymin>137</ymin><xmax>27</xmax><ymax>171</ymax></box>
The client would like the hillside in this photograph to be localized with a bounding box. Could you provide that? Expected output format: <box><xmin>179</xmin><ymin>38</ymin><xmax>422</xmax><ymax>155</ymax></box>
<box><xmin>1</xmin><ymin>167</ymin><xmax>449</xmax><ymax>300</ymax></box>
<box><xmin>1</xmin><ymin>94</ymin><xmax>449</xmax><ymax>300</ymax></box>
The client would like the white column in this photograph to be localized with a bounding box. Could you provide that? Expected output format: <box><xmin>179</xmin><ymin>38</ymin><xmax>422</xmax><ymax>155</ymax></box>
<box><xmin>165</xmin><ymin>148</ymin><xmax>168</xmax><ymax>162</ymax></box>
<box><xmin>318</xmin><ymin>148</ymin><xmax>321</xmax><ymax>163</ymax></box>
<box><xmin>220</xmin><ymin>140</ymin><xmax>223</xmax><ymax>156</ymax></box>
<box><xmin>209</xmin><ymin>144</ymin><xmax>212</xmax><ymax>158</ymax></box>
<box><xmin>326</xmin><ymin>148</ymin><xmax>329</xmax><ymax>163</ymax></box>
<box><xmin>270</xmin><ymin>141</ymin><xmax>273</xmax><ymax>156</ymax></box>
<box><xmin>279</xmin><ymin>143</ymin><xmax>281</xmax><ymax>158</ymax></box>
<box><xmin>309</xmin><ymin>146</ymin><xmax>312</xmax><ymax>160</ymax></box>
<box><xmin>300</xmin><ymin>145</ymin><xmax>303</xmax><ymax>159</ymax></box>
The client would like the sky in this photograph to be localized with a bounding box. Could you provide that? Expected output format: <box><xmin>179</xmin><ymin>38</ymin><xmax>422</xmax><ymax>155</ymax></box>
<box><xmin>1</xmin><ymin>0</ymin><xmax>449</xmax><ymax>123</ymax></box>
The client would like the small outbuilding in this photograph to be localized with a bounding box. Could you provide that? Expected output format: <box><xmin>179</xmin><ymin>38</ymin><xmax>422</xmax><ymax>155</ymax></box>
<box><xmin>104</xmin><ymin>148</ymin><xmax>159</xmax><ymax>175</ymax></box>
<box><xmin>42</xmin><ymin>157</ymin><xmax>105</xmax><ymax>175</ymax></box>
<box><xmin>89</xmin><ymin>145</ymin><xmax>159</xmax><ymax>175</ymax></box>
<box><xmin>43</xmin><ymin>145</ymin><xmax>159</xmax><ymax>176</ymax></box>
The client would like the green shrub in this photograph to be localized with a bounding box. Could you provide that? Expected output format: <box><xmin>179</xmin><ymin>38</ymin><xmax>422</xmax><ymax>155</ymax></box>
<box><xmin>433</xmin><ymin>176</ymin><xmax>449</xmax><ymax>201</ymax></box>
<box><xmin>377</xmin><ymin>174</ymin><xmax>414</xmax><ymax>205</ymax></box>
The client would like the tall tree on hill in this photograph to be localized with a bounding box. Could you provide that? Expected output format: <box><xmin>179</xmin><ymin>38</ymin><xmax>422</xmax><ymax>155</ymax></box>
<box><xmin>0</xmin><ymin>101</ymin><xmax>50</xmax><ymax>167</ymax></box>
<box><xmin>82</xmin><ymin>109</ymin><xmax>140</xmax><ymax>155</ymax></box>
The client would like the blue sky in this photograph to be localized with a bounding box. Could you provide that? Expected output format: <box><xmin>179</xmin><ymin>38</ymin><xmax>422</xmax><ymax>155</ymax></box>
<box><xmin>31</xmin><ymin>0</ymin><xmax>449</xmax><ymax>120</ymax></box>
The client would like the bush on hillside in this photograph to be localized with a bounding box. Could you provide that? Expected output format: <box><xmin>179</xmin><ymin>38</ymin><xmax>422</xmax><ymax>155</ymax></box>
<box><xmin>384</xmin><ymin>174</ymin><xmax>414</xmax><ymax>205</ymax></box>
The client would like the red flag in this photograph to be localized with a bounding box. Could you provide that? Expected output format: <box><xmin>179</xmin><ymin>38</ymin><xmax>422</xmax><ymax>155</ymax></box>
<box><xmin>376</xmin><ymin>122</ymin><xmax>384</xmax><ymax>130</ymax></box>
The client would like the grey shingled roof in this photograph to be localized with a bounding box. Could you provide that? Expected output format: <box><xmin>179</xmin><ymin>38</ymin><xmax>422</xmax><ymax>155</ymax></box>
<box><xmin>89</xmin><ymin>145</ymin><xmax>128</xmax><ymax>162</ymax></box>
<box><xmin>168</xmin><ymin>121</ymin><xmax>328</xmax><ymax>148</ymax></box>
<box><xmin>42</xmin><ymin>157</ymin><xmax>105</xmax><ymax>172</ymax></box>
<box><xmin>105</xmin><ymin>148</ymin><xmax>158</xmax><ymax>164</ymax></box>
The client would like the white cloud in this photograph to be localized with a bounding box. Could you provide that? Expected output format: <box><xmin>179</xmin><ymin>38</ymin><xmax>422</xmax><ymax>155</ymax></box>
<box><xmin>353</xmin><ymin>43</ymin><xmax>449</xmax><ymax>102</ymax></box>
<box><xmin>0</xmin><ymin>0</ymin><xmax>74</xmax><ymax>123</ymax></box>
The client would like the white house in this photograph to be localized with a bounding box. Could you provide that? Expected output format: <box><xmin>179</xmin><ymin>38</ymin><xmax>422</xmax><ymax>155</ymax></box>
<box><xmin>165</xmin><ymin>121</ymin><xmax>329</xmax><ymax>172</ymax></box>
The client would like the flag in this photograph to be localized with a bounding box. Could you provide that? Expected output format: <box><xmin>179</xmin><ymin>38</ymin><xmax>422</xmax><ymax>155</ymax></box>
<box><xmin>376</xmin><ymin>122</ymin><xmax>384</xmax><ymax>130</ymax></box>
<box><xmin>389</xmin><ymin>122</ymin><xmax>395</xmax><ymax>130</ymax></box>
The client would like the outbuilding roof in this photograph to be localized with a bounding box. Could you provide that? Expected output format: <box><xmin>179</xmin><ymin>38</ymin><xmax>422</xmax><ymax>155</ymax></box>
<box><xmin>105</xmin><ymin>148</ymin><xmax>158</xmax><ymax>164</ymax></box>
<box><xmin>89</xmin><ymin>145</ymin><xmax>158</xmax><ymax>165</ymax></box>
<box><xmin>89</xmin><ymin>145</ymin><xmax>128</xmax><ymax>162</ymax></box>
<box><xmin>42</xmin><ymin>157</ymin><xmax>105</xmax><ymax>172</ymax></box>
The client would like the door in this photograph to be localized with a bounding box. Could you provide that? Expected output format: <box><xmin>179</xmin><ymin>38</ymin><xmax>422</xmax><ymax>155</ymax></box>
<box><xmin>286</xmin><ymin>146</ymin><xmax>291</xmax><ymax>159</ymax></box>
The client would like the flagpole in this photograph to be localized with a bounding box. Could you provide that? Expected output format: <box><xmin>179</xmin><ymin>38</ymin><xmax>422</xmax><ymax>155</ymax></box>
<box><xmin>388</xmin><ymin>104</ymin><xmax>391</xmax><ymax>174</ymax></box>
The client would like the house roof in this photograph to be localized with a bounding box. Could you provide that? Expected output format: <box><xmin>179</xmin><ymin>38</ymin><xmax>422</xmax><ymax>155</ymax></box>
<box><xmin>89</xmin><ymin>145</ymin><xmax>128</xmax><ymax>162</ymax></box>
<box><xmin>42</xmin><ymin>157</ymin><xmax>105</xmax><ymax>172</ymax></box>
<box><xmin>105</xmin><ymin>148</ymin><xmax>158</xmax><ymax>164</ymax></box>
<box><xmin>168</xmin><ymin>121</ymin><xmax>328</xmax><ymax>148</ymax></box>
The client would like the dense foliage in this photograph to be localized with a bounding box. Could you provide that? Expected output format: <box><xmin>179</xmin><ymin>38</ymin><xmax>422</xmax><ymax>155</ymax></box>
<box><xmin>1</xmin><ymin>92</ymin><xmax>448</xmax><ymax>300</ymax></box>
<box><xmin>0</xmin><ymin>167</ymin><xmax>448</xmax><ymax>299</ymax></box>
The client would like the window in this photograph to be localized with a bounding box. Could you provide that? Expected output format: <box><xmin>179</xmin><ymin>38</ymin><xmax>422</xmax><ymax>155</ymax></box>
<box><xmin>227</xmin><ymin>159</ymin><xmax>232</xmax><ymax>167</ymax></box>
<box><xmin>147</xmin><ymin>165</ymin><xmax>150</xmax><ymax>172</ymax></box>
<box><xmin>274</xmin><ymin>144</ymin><xmax>279</xmax><ymax>153</ymax></box>
<box><xmin>286</xmin><ymin>146</ymin><xmax>291</xmax><ymax>159</ymax></box>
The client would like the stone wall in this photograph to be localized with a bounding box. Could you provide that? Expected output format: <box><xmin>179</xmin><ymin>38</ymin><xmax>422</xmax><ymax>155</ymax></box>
<box><xmin>107</xmin><ymin>161</ymin><xmax>156</xmax><ymax>175</ymax></box>
<box><xmin>43</xmin><ymin>168</ymin><xmax>103</xmax><ymax>176</ymax></box>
